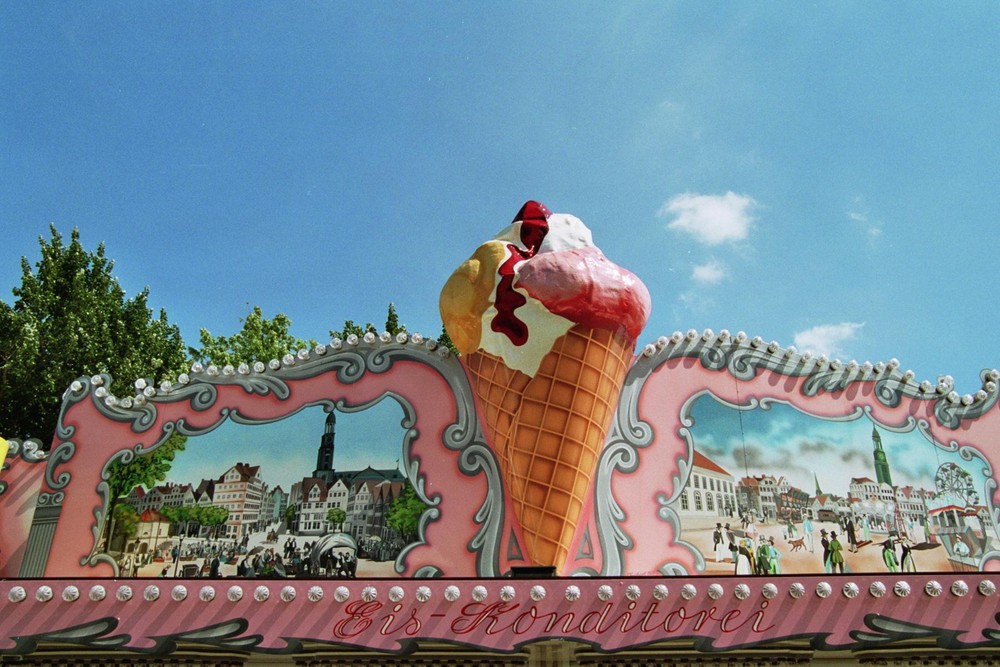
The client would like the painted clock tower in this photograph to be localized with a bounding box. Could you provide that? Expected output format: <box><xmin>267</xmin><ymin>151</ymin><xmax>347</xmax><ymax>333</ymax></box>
<box><xmin>872</xmin><ymin>426</ymin><xmax>893</xmax><ymax>487</ymax></box>
<box><xmin>313</xmin><ymin>410</ymin><xmax>337</xmax><ymax>483</ymax></box>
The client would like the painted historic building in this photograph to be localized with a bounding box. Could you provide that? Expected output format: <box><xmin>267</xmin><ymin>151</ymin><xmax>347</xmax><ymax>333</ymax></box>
<box><xmin>289</xmin><ymin>412</ymin><xmax>407</xmax><ymax>540</ymax></box>
<box><xmin>675</xmin><ymin>451</ymin><xmax>737</xmax><ymax>519</ymax></box>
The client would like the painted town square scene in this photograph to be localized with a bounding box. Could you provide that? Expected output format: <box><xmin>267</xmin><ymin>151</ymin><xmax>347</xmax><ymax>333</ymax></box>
<box><xmin>98</xmin><ymin>400</ymin><xmax>428</xmax><ymax>579</ymax></box>
<box><xmin>672</xmin><ymin>395</ymin><xmax>999</xmax><ymax>576</ymax></box>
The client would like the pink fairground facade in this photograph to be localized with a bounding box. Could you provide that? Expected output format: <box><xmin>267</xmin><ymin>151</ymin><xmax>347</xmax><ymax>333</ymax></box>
<box><xmin>3</xmin><ymin>330</ymin><xmax>1000</xmax><ymax>665</ymax></box>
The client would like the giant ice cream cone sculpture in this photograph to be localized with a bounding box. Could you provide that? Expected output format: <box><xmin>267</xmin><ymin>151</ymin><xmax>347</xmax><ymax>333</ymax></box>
<box><xmin>440</xmin><ymin>202</ymin><xmax>651</xmax><ymax>570</ymax></box>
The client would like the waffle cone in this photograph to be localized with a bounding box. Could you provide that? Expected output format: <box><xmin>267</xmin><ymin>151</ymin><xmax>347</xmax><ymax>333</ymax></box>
<box><xmin>464</xmin><ymin>325</ymin><xmax>634</xmax><ymax>570</ymax></box>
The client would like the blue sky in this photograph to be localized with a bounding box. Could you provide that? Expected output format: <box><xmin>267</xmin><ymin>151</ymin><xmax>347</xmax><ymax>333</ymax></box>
<box><xmin>162</xmin><ymin>400</ymin><xmax>405</xmax><ymax>494</ymax></box>
<box><xmin>3</xmin><ymin>3</ymin><xmax>999</xmax><ymax>394</ymax></box>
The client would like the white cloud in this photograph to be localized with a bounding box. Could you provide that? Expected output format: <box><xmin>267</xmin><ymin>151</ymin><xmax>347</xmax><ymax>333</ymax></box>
<box><xmin>793</xmin><ymin>322</ymin><xmax>865</xmax><ymax>359</ymax></box>
<box><xmin>848</xmin><ymin>199</ymin><xmax>883</xmax><ymax>240</ymax></box>
<box><xmin>659</xmin><ymin>191</ymin><xmax>756</xmax><ymax>245</ymax></box>
<box><xmin>691</xmin><ymin>259</ymin><xmax>726</xmax><ymax>284</ymax></box>
<box><xmin>849</xmin><ymin>211</ymin><xmax>883</xmax><ymax>239</ymax></box>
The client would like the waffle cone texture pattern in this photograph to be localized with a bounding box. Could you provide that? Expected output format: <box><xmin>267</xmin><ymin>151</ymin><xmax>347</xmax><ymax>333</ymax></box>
<box><xmin>464</xmin><ymin>324</ymin><xmax>633</xmax><ymax>570</ymax></box>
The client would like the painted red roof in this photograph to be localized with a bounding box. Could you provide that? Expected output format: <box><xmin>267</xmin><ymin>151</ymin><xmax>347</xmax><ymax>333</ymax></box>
<box><xmin>138</xmin><ymin>508</ymin><xmax>166</xmax><ymax>522</ymax></box>
<box><xmin>693</xmin><ymin>451</ymin><xmax>731</xmax><ymax>477</ymax></box>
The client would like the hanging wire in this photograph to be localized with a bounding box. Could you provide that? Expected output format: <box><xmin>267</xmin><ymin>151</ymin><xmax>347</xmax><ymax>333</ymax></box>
<box><xmin>735</xmin><ymin>376</ymin><xmax>750</xmax><ymax>480</ymax></box>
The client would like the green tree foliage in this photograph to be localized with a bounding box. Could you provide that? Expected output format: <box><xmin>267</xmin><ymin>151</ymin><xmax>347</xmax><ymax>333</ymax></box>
<box><xmin>436</xmin><ymin>326</ymin><xmax>458</xmax><ymax>354</ymax></box>
<box><xmin>112</xmin><ymin>503</ymin><xmax>140</xmax><ymax>540</ymax></box>
<box><xmin>330</xmin><ymin>303</ymin><xmax>413</xmax><ymax>341</ymax></box>
<box><xmin>385</xmin><ymin>482</ymin><xmax>428</xmax><ymax>543</ymax></box>
<box><xmin>330</xmin><ymin>303</ymin><xmax>457</xmax><ymax>355</ymax></box>
<box><xmin>201</xmin><ymin>506</ymin><xmax>230</xmax><ymax>539</ymax></box>
<box><xmin>190</xmin><ymin>305</ymin><xmax>315</xmax><ymax>366</ymax></box>
<box><xmin>160</xmin><ymin>504</ymin><xmax>229</xmax><ymax>538</ymax></box>
<box><xmin>326</xmin><ymin>507</ymin><xmax>347</xmax><ymax>530</ymax></box>
<box><xmin>329</xmin><ymin>319</ymin><xmax>377</xmax><ymax>341</ymax></box>
<box><xmin>106</xmin><ymin>432</ymin><xmax>187</xmax><ymax>502</ymax></box>
<box><xmin>0</xmin><ymin>226</ymin><xmax>188</xmax><ymax>444</ymax></box>
<box><xmin>104</xmin><ymin>431</ymin><xmax>187</xmax><ymax>544</ymax></box>
<box><xmin>384</xmin><ymin>302</ymin><xmax>405</xmax><ymax>335</ymax></box>
<box><xmin>158</xmin><ymin>505</ymin><xmax>187</xmax><ymax>536</ymax></box>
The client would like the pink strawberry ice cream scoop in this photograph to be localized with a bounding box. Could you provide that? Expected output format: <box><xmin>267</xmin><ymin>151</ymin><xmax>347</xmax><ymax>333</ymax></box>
<box><xmin>514</xmin><ymin>245</ymin><xmax>649</xmax><ymax>344</ymax></box>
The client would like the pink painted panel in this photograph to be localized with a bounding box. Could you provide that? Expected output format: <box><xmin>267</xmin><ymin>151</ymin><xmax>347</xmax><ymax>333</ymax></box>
<box><xmin>0</xmin><ymin>441</ymin><xmax>47</xmax><ymax>577</ymax></box>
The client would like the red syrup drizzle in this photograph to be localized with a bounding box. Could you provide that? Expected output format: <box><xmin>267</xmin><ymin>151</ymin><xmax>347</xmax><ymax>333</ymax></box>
<box><xmin>490</xmin><ymin>201</ymin><xmax>551</xmax><ymax>346</ymax></box>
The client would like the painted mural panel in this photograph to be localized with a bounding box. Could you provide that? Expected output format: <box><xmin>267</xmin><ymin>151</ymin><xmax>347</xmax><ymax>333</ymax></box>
<box><xmin>96</xmin><ymin>402</ymin><xmax>428</xmax><ymax>580</ymax></box>
<box><xmin>4</xmin><ymin>331</ymin><xmax>1000</xmax><ymax>582</ymax></box>
<box><xmin>608</xmin><ymin>335</ymin><xmax>1000</xmax><ymax>578</ymax></box>
<box><xmin>3</xmin><ymin>339</ymin><xmax>518</xmax><ymax>579</ymax></box>
<box><xmin>5</xmin><ymin>331</ymin><xmax>1000</xmax><ymax>659</ymax></box>
<box><xmin>668</xmin><ymin>395</ymin><xmax>996</xmax><ymax>576</ymax></box>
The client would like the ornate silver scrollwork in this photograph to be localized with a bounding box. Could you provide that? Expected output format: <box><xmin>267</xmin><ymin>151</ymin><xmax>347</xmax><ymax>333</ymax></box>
<box><xmin>76</xmin><ymin>336</ymin><xmax>503</xmax><ymax>577</ymax></box>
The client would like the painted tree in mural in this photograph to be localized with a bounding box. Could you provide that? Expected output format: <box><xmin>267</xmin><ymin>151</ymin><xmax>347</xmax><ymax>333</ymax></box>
<box><xmin>106</xmin><ymin>433</ymin><xmax>188</xmax><ymax>503</ymax></box>
<box><xmin>326</xmin><ymin>507</ymin><xmax>347</xmax><ymax>531</ymax></box>
<box><xmin>202</xmin><ymin>506</ymin><xmax>230</xmax><ymax>539</ymax></box>
<box><xmin>0</xmin><ymin>226</ymin><xmax>188</xmax><ymax>446</ymax></box>
<box><xmin>386</xmin><ymin>482</ymin><xmax>429</xmax><ymax>543</ymax></box>
<box><xmin>104</xmin><ymin>431</ymin><xmax>188</xmax><ymax>548</ymax></box>
<box><xmin>112</xmin><ymin>505</ymin><xmax>141</xmax><ymax>543</ymax></box>
<box><xmin>160</xmin><ymin>504</ymin><xmax>229</xmax><ymax>539</ymax></box>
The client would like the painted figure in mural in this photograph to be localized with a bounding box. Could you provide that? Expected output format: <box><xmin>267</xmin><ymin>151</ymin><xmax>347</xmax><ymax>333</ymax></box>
<box><xmin>743</xmin><ymin>537</ymin><xmax>756</xmax><ymax>573</ymax></box>
<box><xmin>846</xmin><ymin>517</ymin><xmax>858</xmax><ymax>553</ymax></box>
<box><xmin>439</xmin><ymin>201</ymin><xmax>651</xmax><ymax>571</ymax></box>
<box><xmin>803</xmin><ymin>516</ymin><xmax>815</xmax><ymax>553</ymax></box>
<box><xmin>820</xmin><ymin>529</ymin><xmax>831</xmax><ymax>572</ymax></box>
<box><xmin>731</xmin><ymin>540</ymin><xmax>753</xmax><ymax>575</ymax></box>
<box><xmin>767</xmin><ymin>537</ymin><xmax>781</xmax><ymax>574</ymax></box>
<box><xmin>829</xmin><ymin>531</ymin><xmax>845</xmax><ymax>573</ymax></box>
<box><xmin>713</xmin><ymin>523</ymin><xmax>727</xmax><ymax>563</ymax></box>
<box><xmin>725</xmin><ymin>523</ymin><xmax>736</xmax><ymax>563</ymax></box>
<box><xmin>882</xmin><ymin>537</ymin><xmax>899</xmax><ymax>572</ymax></box>
<box><xmin>900</xmin><ymin>539</ymin><xmax>916</xmax><ymax>572</ymax></box>
<box><xmin>755</xmin><ymin>537</ymin><xmax>771</xmax><ymax>575</ymax></box>
<box><xmin>953</xmin><ymin>538</ymin><xmax>971</xmax><ymax>558</ymax></box>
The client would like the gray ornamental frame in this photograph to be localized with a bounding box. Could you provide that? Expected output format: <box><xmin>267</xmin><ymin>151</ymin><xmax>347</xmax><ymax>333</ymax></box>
<box><xmin>597</xmin><ymin>329</ymin><xmax>1000</xmax><ymax>577</ymax></box>
<box><xmin>34</xmin><ymin>334</ymin><xmax>510</xmax><ymax>578</ymax></box>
